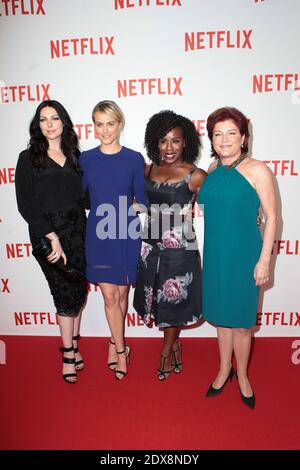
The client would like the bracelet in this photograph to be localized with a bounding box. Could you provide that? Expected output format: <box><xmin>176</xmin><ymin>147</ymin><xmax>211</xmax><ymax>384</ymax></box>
<box><xmin>50</xmin><ymin>236</ymin><xmax>59</xmax><ymax>241</ymax></box>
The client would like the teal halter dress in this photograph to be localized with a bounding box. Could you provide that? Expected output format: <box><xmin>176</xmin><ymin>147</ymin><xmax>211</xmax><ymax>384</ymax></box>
<box><xmin>198</xmin><ymin>163</ymin><xmax>262</xmax><ymax>328</ymax></box>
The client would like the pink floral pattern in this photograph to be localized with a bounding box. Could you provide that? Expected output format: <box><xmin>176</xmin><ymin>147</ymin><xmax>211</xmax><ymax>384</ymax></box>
<box><xmin>157</xmin><ymin>273</ymin><xmax>193</xmax><ymax>305</ymax></box>
<box><xmin>161</xmin><ymin>230</ymin><xmax>184</xmax><ymax>249</ymax></box>
<box><xmin>144</xmin><ymin>286</ymin><xmax>154</xmax><ymax>322</ymax></box>
<box><xmin>141</xmin><ymin>242</ymin><xmax>152</xmax><ymax>266</ymax></box>
<box><xmin>133</xmin><ymin>171</ymin><xmax>202</xmax><ymax>328</ymax></box>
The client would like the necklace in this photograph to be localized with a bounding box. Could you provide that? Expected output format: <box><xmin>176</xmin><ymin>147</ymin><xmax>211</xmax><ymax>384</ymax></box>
<box><xmin>216</xmin><ymin>153</ymin><xmax>247</xmax><ymax>170</ymax></box>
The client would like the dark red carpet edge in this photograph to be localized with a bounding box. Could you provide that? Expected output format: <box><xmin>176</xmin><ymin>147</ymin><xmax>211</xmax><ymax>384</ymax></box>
<box><xmin>0</xmin><ymin>336</ymin><xmax>299</xmax><ymax>450</ymax></box>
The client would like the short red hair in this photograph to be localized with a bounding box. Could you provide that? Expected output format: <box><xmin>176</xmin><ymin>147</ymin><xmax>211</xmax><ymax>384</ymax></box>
<box><xmin>207</xmin><ymin>107</ymin><xmax>250</xmax><ymax>157</ymax></box>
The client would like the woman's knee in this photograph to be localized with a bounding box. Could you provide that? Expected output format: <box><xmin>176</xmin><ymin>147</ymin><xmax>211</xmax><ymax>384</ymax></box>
<box><xmin>234</xmin><ymin>328</ymin><xmax>250</xmax><ymax>335</ymax></box>
<box><xmin>119</xmin><ymin>287</ymin><xmax>129</xmax><ymax>304</ymax></box>
<box><xmin>103</xmin><ymin>291</ymin><xmax>120</xmax><ymax>309</ymax></box>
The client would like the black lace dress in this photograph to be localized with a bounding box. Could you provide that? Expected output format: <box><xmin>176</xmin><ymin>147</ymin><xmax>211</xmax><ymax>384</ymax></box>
<box><xmin>15</xmin><ymin>150</ymin><xmax>87</xmax><ymax>316</ymax></box>
<box><xmin>133</xmin><ymin>168</ymin><xmax>202</xmax><ymax>328</ymax></box>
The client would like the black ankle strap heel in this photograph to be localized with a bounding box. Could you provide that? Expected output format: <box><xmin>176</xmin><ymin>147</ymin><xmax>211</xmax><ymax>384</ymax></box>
<box><xmin>72</xmin><ymin>335</ymin><xmax>84</xmax><ymax>371</ymax></box>
<box><xmin>59</xmin><ymin>346</ymin><xmax>77</xmax><ymax>384</ymax></box>
<box><xmin>114</xmin><ymin>346</ymin><xmax>131</xmax><ymax>380</ymax></box>
<box><xmin>108</xmin><ymin>339</ymin><xmax>117</xmax><ymax>370</ymax></box>
<box><xmin>157</xmin><ymin>353</ymin><xmax>172</xmax><ymax>381</ymax></box>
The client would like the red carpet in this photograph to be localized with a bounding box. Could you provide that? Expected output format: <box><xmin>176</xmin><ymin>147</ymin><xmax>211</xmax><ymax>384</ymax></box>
<box><xmin>0</xmin><ymin>336</ymin><xmax>299</xmax><ymax>450</ymax></box>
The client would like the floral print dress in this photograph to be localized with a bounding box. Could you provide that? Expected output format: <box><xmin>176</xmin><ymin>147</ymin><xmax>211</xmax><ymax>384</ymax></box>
<box><xmin>133</xmin><ymin>168</ymin><xmax>202</xmax><ymax>328</ymax></box>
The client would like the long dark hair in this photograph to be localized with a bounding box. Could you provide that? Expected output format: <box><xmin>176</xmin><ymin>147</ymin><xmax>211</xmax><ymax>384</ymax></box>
<box><xmin>28</xmin><ymin>100</ymin><xmax>81</xmax><ymax>172</ymax></box>
<box><xmin>144</xmin><ymin>110</ymin><xmax>201</xmax><ymax>165</ymax></box>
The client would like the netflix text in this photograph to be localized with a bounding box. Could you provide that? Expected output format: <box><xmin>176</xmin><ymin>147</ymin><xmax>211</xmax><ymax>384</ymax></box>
<box><xmin>50</xmin><ymin>37</ymin><xmax>115</xmax><ymax>59</ymax></box>
<box><xmin>114</xmin><ymin>0</ymin><xmax>182</xmax><ymax>9</ymax></box>
<box><xmin>14</xmin><ymin>311</ymin><xmax>58</xmax><ymax>326</ymax></box>
<box><xmin>185</xmin><ymin>30</ymin><xmax>253</xmax><ymax>52</ymax></box>
<box><xmin>263</xmin><ymin>160</ymin><xmax>298</xmax><ymax>176</ymax></box>
<box><xmin>0</xmin><ymin>84</ymin><xmax>51</xmax><ymax>104</ymax></box>
<box><xmin>117</xmin><ymin>77</ymin><xmax>183</xmax><ymax>98</ymax></box>
<box><xmin>272</xmin><ymin>240</ymin><xmax>299</xmax><ymax>256</ymax></box>
<box><xmin>253</xmin><ymin>73</ymin><xmax>300</xmax><ymax>93</ymax></box>
<box><xmin>1</xmin><ymin>278</ymin><xmax>10</xmax><ymax>293</ymax></box>
<box><xmin>6</xmin><ymin>243</ymin><xmax>32</xmax><ymax>258</ymax></box>
<box><xmin>0</xmin><ymin>168</ymin><xmax>15</xmax><ymax>185</ymax></box>
<box><xmin>0</xmin><ymin>0</ymin><xmax>45</xmax><ymax>16</ymax></box>
<box><xmin>74</xmin><ymin>124</ymin><xmax>97</xmax><ymax>141</ymax></box>
<box><xmin>256</xmin><ymin>311</ymin><xmax>300</xmax><ymax>327</ymax></box>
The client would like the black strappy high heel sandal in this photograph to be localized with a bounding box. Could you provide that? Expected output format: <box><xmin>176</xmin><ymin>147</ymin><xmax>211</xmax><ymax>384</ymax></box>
<box><xmin>72</xmin><ymin>334</ymin><xmax>84</xmax><ymax>371</ymax></box>
<box><xmin>114</xmin><ymin>346</ymin><xmax>131</xmax><ymax>380</ymax></box>
<box><xmin>59</xmin><ymin>346</ymin><xmax>77</xmax><ymax>384</ymax></box>
<box><xmin>108</xmin><ymin>339</ymin><xmax>118</xmax><ymax>371</ymax></box>
<box><xmin>171</xmin><ymin>341</ymin><xmax>182</xmax><ymax>374</ymax></box>
<box><xmin>157</xmin><ymin>353</ymin><xmax>172</xmax><ymax>381</ymax></box>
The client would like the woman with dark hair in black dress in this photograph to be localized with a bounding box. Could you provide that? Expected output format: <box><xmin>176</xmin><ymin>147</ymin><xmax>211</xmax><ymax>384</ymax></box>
<box><xmin>133</xmin><ymin>110</ymin><xmax>206</xmax><ymax>380</ymax></box>
<box><xmin>15</xmin><ymin>100</ymin><xmax>88</xmax><ymax>384</ymax></box>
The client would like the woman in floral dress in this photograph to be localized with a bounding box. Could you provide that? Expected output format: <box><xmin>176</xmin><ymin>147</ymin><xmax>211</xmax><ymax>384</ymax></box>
<box><xmin>133</xmin><ymin>110</ymin><xmax>206</xmax><ymax>380</ymax></box>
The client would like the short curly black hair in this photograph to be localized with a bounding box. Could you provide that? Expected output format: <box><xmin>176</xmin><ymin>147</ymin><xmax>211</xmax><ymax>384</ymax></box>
<box><xmin>144</xmin><ymin>110</ymin><xmax>201</xmax><ymax>165</ymax></box>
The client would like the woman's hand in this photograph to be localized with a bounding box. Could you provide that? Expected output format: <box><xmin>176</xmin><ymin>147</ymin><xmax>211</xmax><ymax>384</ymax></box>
<box><xmin>254</xmin><ymin>260</ymin><xmax>269</xmax><ymax>286</ymax></box>
<box><xmin>47</xmin><ymin>238</ymin><xmax>67</xmax><ymax>265</ymax></box>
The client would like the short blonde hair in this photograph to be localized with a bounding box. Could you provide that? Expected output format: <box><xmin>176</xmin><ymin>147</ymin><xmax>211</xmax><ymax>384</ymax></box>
<box><xmin>92</xmin><ymin>100</ymin><xmax>125</xmax><ymax>128</ymax></box>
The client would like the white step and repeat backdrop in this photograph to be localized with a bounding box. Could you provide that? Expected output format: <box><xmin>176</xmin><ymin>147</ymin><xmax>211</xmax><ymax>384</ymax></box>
<box><xmin>0</xmin><ymin>0</ymin><xmax>299</xmax><ymax>337</ymax></box>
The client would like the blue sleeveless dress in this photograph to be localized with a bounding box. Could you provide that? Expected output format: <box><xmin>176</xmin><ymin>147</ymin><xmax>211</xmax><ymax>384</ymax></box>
<box><xmin>80</xmin><ymin>146</ymin><xmax>146</xmax><ymax>285</ymax></box>
<box><xmin>198</xmin><ymin>164</ymin><xmax>262</xmax><ymax>328</ymax></box>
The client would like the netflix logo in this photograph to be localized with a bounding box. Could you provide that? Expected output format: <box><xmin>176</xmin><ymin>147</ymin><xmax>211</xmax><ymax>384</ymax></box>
<box><xmin>14</xmin><ymin>311</ymin><xmax>58</xmax><ymax>326</ymax></box>
<box><xmin>253</xmin><ymin>73</ymin><xmax>300</xmax><ymax>93</ymax></box>
<box><xmin>272</xmin><ymin>240</ymin><xmax>299</xmax><ymax>256</ymax></box>
<box><xmin>0</xmin><ymin>167</ymin><xmax>15</xmax><ymax>185</ymax></box>
<box><xmin>1</xmin><ymin>278</ymin><xmax>10</xmax><ymax>293</ymax></box>
<box><xmin>50</xmin><ymin>37</ymin><xmax>115</xmax><ymax>59</ymax></box>
<box><xmin>117</xmin><ymin>77</ymin><xmax>183</xmax><ymax>98</ymax></box>
<box><xmin>6</xmin><ymin>243</ymin><xmax>32</xmax><ymax>259</ymax></box>
<box><xmin>185</xmin><ymin>30</ymin><xmax>253</xmax><ymax>52</ymax></box>
<box><xmin>88</xmin><ymin>283</ymin><xmax>101</xmax><ymax>293</ymax></box>
<box><xmin>127</xmin><ymin>312</ymin><xmax>147</xmax><ymax>327</ymax></box>
<box><xmin>263</xmin><ymin>159</ymin><xmax>298</xmax><ymax>176</ymax></box>
<box><xmin>256</xmin><ymin>311</ymin><xmax>300</xmax><ymax>327</ymax></box>
<box><xmin>0</xmin><ymin>0</ymin><xmax>45</xmax><ymax>16</ymax></box>
<box><xmin>0</xmin><ymin>84</ymin><xmax>51</xmax><ymax>104</ymax></box>
<box><xmin>192</xmin><ymin>119</ymin><xmax>206</xmax><ymax>136</ymax></box>
<box><xmin>74</xmin><ymin>123</ymin><xmax>97</xmax><ymax>141</ymax></box>
<box><xmin>114</xmin><ymin>0</ymin><xmax>182</xmax><ymax>9</ymax></box>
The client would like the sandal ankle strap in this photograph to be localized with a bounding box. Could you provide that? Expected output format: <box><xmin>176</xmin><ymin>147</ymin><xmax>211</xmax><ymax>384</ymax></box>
<box><xmin>116</xmin><ymin>348</ymin><xmax>126</xmax><ymax>355</ymax></box>
<box><xmin>59</xmin><ymin>346</ymin><xmax>73</xmax><ymax>353</ymax></box>
<box><xmin>72</xmin><ymin>335</ymin><xmax>80</xmax><ymax>341</ymax></box>
<box><xmin>62</xmin><ymin>356</ymin><xmax>76</xmax><ymax>365</ymax></box>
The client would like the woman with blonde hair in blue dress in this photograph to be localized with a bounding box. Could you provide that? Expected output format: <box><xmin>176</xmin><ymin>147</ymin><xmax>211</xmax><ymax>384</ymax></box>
<box><xmin>80</xmin><ymin>100</ymin><xmax>146</xmax><ymax>380</ymax></box>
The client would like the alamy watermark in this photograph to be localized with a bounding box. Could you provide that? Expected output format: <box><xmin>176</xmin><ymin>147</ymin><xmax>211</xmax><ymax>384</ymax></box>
<box><xmin>94</xmin><ymin>196</ymin><xmax>203</xmax><ymax>250</ymax></box>
<box><xmin>291</xmin><ymin>339</ymin><xmax>300</xmax><ymax>365</ymax></box>
<box><xmin>0</xmin><ymin>340</ymin><xmax>6</xmax><ymax>364</ymax></box>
